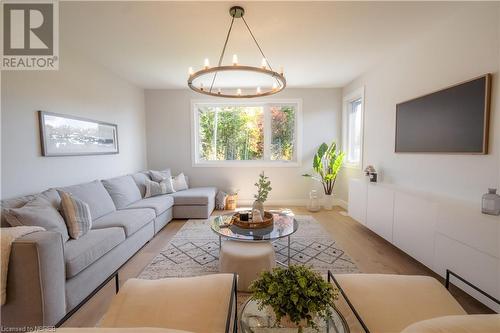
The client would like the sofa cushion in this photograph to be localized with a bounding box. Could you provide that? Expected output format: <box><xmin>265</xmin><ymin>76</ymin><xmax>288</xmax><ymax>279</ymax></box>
<box><xmin>124</xmin><ymin>195</ymin><xmax>174</xmax><ymax>216</ymax></box>
<box><xmin>93</xmin><ymin>208</ymin><xmax>155</xmax><ymax>237</ymax></box>
<box><xmin>64</xmin><ymin>227</ymin><xmax>125</xmax><ymax>278</ymax></box>
<box><xmin>132</xmin><ymin>172</ymin><xmax>151</xmax><ymax>198</ymax></box>
<box><xmin>102</xmin><ymin>176</ymin><xmax>142</xmax><ymax>209</ymax></box>
<box><xmin>401</xmin><ymin>314</ymin><xmax>500</xmax><ymax>333</ymax></box>
<box><xmin>169</xmin><ymin>187</ymin><xmax>217</xmax><ymax>205</ymax></box>
<box><xmin>60</xmin><ymin>180</ymin><xmax>116</xmax><ymax>220</ymax></box>
<box><xmin>4</xmin><ymin>196</ymin><xmax>70</xmax><ymax>242</ymax></box>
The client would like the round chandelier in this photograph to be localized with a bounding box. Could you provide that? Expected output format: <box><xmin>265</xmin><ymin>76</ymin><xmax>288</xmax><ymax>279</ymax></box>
<box><xmin>187</xmin><ymin>6</ymin><xmax>286</xmax><ymax>98</ymax></box>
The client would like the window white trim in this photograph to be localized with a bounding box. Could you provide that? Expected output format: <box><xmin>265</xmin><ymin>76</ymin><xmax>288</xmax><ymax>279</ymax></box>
<box><xmin>191</xmin><ymin>99</ymin><xmax>302</xmax><ymax>167</ymax></box>
<box><xmin>342</xmin><ymin>87</ymin><xmax>365</xmax><ymax>169</ymax></box>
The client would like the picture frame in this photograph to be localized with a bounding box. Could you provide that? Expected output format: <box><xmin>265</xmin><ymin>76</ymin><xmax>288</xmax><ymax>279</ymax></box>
<box><xmin>38</xmin><ymin>111</ymin><xmax>119</xmax><ymax>156</ymax></box>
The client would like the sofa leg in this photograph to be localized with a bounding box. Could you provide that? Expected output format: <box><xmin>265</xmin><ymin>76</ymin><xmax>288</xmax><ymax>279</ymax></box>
<box><xmin>115</xmin><ymin>272</ymin><xmax>120</xmax><ymax>293</ymax></box>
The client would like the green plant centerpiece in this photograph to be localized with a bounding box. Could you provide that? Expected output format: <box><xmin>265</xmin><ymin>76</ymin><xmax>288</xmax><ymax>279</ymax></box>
<box><xmin>252</xmin><ymin>171</ymin><xmax>272</xmax><ymax>221</ymax></box>
<box><xmin>303</xmin><ymin>142</ymin><xmax>345</xmax><ymax>210</ymax></box>
<box><xmin>249</xmin><ymin>265</ymin><xmax>338</xmax><ymax>332</ymax></box>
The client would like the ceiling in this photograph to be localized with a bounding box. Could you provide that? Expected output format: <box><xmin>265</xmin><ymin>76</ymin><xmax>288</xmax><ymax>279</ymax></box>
<box><xmin>60</xmin><ymin>1</ymin><xmax>467</xmax><ymax>89</ymax></box>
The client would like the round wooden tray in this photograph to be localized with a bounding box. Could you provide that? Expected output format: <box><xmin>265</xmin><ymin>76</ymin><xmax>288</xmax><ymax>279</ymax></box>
<box><xmin>232</xmin><ymin>211</ymin><xmax>274</xmax><ymax>229</ymax></box>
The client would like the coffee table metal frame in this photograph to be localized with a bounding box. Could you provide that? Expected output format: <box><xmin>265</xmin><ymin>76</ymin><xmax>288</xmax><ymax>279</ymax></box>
<box><xmin>210</xmin><ymin>211</ymin><xmax>298</xmax><ymax>267</ymax></box>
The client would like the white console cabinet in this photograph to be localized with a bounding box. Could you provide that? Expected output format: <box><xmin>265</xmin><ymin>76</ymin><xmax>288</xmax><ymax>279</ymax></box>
<box><xmin>348</xmin><ymin>178</ymin><xmax>500</xmax><ymax>312</ymax></box>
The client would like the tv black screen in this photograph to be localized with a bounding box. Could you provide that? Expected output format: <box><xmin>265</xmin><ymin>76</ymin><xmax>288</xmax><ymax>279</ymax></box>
<box><xmin>395</xmin><ymin>74</ymin><xmax>491</xmax><ymax>154</ymax></box>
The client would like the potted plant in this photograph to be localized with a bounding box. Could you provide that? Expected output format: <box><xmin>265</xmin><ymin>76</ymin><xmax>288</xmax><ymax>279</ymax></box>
<box><xmin>249</xmin><ymin>265</ymin><xmax>338</xmax><ymax>333</ymax></box>
<box><xmin>252</xmin><ymin>171</ymin><xmax>272</xmax><ymax>220</ymax></box>
<box><xmin>303</xmin><ymin>142</ymin><xmax>345</xmax><ymax>210</ymax></box>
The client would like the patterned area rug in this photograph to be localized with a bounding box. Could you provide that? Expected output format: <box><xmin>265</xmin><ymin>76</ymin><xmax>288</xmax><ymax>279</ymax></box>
<box><xmin>139</xmin><ymin>215</ymin><xmax>358</xmax><ymax>279</ymax></box>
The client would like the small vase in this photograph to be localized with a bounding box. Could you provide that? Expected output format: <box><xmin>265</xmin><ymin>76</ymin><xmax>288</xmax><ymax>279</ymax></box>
<box><xmin>307</xmin><ymin>190</ymin><xmax>321</xmax><ymax>212</ymax></box>
<box><xmin>252</xmin><ymin>200</ymin><xmax>265</xmax><ymax>220</ymax></box>
<box><xmin>323</xmin><ymin>193</ymin><xmax>334</xmax><ymax>210</ymax></box>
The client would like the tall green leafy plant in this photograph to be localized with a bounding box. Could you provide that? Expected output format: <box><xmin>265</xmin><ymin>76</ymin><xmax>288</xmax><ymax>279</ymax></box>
<box><xmin>254</xmin><ymin>171</ymin><xmax>272</xmax><ymax>203</ymax></box>
<box><xmin>303</xmin><ymin>142</ymin><xmax>345</xmax><ymax>195</ymax></box>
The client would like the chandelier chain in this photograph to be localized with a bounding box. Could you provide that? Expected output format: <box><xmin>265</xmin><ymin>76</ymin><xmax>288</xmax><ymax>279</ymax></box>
<box><xmin>242</xmin><ymin>16</ymin><xmax>280</xmax><ymax>86</ymax></box>
<box><xmin>210</xmin><ymin>16</ymin><xmax>235</xmax><ymax>93</ymax></box>
<box><xmin>241</xmin><ymin>16</ymin><xmax>273</xmax><ymax>72</ymax></box>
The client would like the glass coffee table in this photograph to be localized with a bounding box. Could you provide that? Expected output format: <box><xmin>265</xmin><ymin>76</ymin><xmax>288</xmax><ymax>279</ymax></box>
<box><xmin>210</xmin><ymin>210</ymin><xmax>298</xmax><ymax>266</ymax></box>
<box><xmin>239</xmin><ymin>298</ymin><xmax>349</xmax><ymax>333</ymax></box>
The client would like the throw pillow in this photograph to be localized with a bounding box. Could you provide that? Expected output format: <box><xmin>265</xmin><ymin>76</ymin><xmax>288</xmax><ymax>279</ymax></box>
<box><xmin>58</xmin><ymin>191</ymin><xmax>92</xmax><ymax>240</ymax></box>
<box><xmin>4</xmin><ymin>196</ymin><xmax>70</xmax><ymax>242</ymax></box>
<box><xmin>172</xmin><ymin>173</ymin><xmax>189</xmax><ymax>191</ymax></box>
<box><xmin>215</xmin><ymin>191</ymin><xmax>228</xmax><ymax>210</ymax></box>
<box><xmin>149</xmin><ymin>169</ymin><xmax>172</xmax><ymax>183</ymax></box>
<box><xmin>144</xmin><ymin>178</ymin><xmax>175</xmax><ymax>198</ymax></box>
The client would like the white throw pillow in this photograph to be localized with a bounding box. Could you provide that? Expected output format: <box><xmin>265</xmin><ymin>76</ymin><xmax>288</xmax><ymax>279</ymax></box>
<box><xmin>145</xmin><ymin>178</ymin><xmax>175</xmax><ymax>198</ymax></box>
<box><xmin>172</xmin><ymin>173</ymin><xmax>189</xmax><ymax>191</ymax></box>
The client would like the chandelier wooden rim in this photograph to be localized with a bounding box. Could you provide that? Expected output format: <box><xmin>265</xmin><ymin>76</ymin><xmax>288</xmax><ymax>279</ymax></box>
<box><xmin>187</xmin><ymin>65</ymin><xmax>287</xmax><ymax>98</ymax></box>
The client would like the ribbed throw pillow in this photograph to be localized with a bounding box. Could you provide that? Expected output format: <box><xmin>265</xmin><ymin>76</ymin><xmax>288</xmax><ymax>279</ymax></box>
<box><xmin>144</xmin><ymin>178</ymin><xmax>175</xmax><ymax>198</ymax></box>
<box><xmin>58</xmin><ymin>190</ymin><xmax>92</xmax><ymax>239</ymax></box>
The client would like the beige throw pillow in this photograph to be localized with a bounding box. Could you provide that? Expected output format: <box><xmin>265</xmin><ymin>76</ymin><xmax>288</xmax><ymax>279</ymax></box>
<box><xmin>145</xmin><ymin>178</ymin><xmax>175</xmax><ymax>198</ymax></box>
<box><xmin>58</xmin><ymin>191</ymin><xmax>92</xmax><ymax>240</ymax></box>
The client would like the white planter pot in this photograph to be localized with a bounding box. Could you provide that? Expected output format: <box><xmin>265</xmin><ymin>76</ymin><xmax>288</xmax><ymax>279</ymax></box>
<box><xmin>323</xmin><ymin>194</ymin><xmax>334</xmax><ymax>210</ymax></box>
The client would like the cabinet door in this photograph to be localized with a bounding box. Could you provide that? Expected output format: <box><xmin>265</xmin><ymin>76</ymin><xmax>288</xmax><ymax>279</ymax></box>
<box><xmin>434</xmin><ymin>233</ymin><xmax>500</xmax><ymax>312</ymax></box>
<box><xmin>366</xmin><ymin>185</ymin><xmax>394</xmax><ymax>242</ymax></box>
<box><xmin>348</xmin><ymin>179</ymin><xmax>367</xmax><ymax>225</ymax></box>
<box><xmin>393</xmin><ymin>192</ymin><xmax>437</xmax><ymax>268</ymax></box>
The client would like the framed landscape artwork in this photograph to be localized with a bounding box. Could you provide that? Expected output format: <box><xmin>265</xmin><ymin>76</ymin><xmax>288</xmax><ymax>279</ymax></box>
<box><xmin>38</xmin><ymin>111</ymin><xmax>119</xmax><ymax>156</ymax></box>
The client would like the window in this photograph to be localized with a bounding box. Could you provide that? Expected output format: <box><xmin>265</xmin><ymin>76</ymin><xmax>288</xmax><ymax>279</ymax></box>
<box><xmin>192</xmin><ymin>101</ymin><xmax>301</xmax><ymax>166</ymax></box>
<box><xmin>342</xmin><ymin>88</ymin><xmax>364</xmax><ymax>168</ymax></box>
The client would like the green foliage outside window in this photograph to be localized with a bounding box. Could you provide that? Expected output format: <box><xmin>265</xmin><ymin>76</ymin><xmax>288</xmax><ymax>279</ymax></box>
<box><xmin>197</xmin><ymin>104</ymin><xmax>296</xmax><ymax>162</ymax></box>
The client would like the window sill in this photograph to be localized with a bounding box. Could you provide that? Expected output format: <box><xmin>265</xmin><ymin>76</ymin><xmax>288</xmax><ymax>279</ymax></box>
<box><xmin>192</xmin><ymin>160</ymin><xmax>301</xmax><ymax>168</ymax></box>
<box><xmin>343</xmin><ymin>163</ymin><xmax>362</xmax><ymax>170</ymax></box>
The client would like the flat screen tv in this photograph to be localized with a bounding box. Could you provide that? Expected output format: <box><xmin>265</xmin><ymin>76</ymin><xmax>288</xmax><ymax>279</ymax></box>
<box><xmin>395</xmin><ymin>74</ymin><xmax>491</xmax><ymax>154</ymax></box>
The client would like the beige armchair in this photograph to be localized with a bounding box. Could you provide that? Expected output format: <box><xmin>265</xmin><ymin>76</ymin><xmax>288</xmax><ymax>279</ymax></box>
<box><xmin>329</xmin><ymin>272</ymin><xmax>500</xmax><ymax>333</ymax></box>
<box><xmin>100</xmin><ymin>273</ymin><xmax>237</xmax><ymax>333</ymax></box>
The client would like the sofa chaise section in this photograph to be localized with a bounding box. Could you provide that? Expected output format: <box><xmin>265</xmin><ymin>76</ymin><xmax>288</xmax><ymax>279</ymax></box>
<box><xmin>170</xmin><ymin>187</ymin><xmax>217</xmax><ymax>219</ymax></box>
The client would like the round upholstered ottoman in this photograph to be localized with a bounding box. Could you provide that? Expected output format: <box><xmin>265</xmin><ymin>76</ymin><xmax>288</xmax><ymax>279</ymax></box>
<box><xmin>219</xmin><ymin>240</ymin><xmax>276</xmax><ymax>291</ymax></box>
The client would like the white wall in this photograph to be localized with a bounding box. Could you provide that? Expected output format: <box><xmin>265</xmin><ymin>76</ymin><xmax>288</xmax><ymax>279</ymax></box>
<box><xmin>338</xmin><ymin>4</ymin><xmax>500</xmax><ymax>204</ymax></box>
<box><xmin>1</xmin><ymin>45</ymin><xmax>147</xmax><ymax>199</ymax></box>
<box><xmin>145</xmin><ymin>88</ymin><xmax>342</xmax><ymax>205</ymax></box>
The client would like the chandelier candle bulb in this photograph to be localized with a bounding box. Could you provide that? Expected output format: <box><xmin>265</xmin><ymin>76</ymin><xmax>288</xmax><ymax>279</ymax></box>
<box><xmin>188</xmin><ymin>67</ymin><xmax>194</xmax><ymax>76</ymax></box>
<box><xmin>232</xmin><ymin>54</ymin><xmax>238</xmax><ymax>65</ymax></box>
<box><xmin>272</xmin><ymin>82</ymin><xmax>278</xmax><ymax>90</ymax></box>
<box><xmin>261</xmin><ymin>58</ymin><xmax>267</xmax><ymax>69</ymax></box>
<box><xmin>217</xmin><ymin>88</ymin><xmax>221</xmax><ymax>95</ymax></box>
<box><xmin>256</xmin><ymin>86</ymin><xmax>261</xmax><ymax>94</ymax></box>
<box><xmin>237</xmin><ymin>88</ymin><xmax>242</xmax><ymax>96</ymax></box>
<box><xmin>204</xmin><ymin>58</ymin><xmax>210</xmax><ymax>69</ymax></box>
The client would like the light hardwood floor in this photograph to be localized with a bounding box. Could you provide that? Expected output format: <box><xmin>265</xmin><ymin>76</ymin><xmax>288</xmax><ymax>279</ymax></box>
<box><xmin>62</xmin><ymin>206</ymin><xmax>493</xmax><ymax>327</ymax></box>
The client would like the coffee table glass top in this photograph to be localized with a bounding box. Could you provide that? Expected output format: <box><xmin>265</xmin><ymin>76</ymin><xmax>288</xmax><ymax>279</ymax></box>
<box><xmin>210</xmin><ymin>210</ymin><xmax>298</xmax><ymax>241</ymax></box>
<box><xmin>240</xmin><ymin>299</ymin><xmax>349</xmax><ymax>333</ymax></box>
